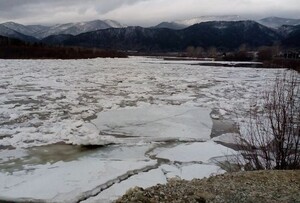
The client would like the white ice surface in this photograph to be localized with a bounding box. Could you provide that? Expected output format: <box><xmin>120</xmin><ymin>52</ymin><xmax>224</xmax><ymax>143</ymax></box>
<box><xmin>212</xmin><ymin>133</ymin><xmax>240</xmax><ymax>144</ymax></box>
<box><xmin>0</xmin><ymin>145</ymin><xmax>156</xmax><ymax>203</ymax></box>
<box><xmin>160</xmin><ymin>164</ymin><xmax>225</xmax><ymax>180</ymax></box>
<box><xmin>74</xmin><ymin>105</ymin><xmax>212</xmax><ymax>145</ymax></box>
<box><xmin>0</xmin><ymin>57</ymin><xmax>284</xmax><ymax>148</ymax></box>
<box><xmin>179</xmin><ymin>164</ymin><xmax>225</xmax><ymax>180</ymax></box>
<box><xmin>155</xmin><ymin>140</ymin><xmax>237</xmax><ymax>163</ymax></box>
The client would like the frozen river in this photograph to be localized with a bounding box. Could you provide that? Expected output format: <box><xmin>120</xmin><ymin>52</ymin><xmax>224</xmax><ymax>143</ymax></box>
<box><xmin>0</xmin><ymin>57</ymin><xmax>285</xmax><ymax>202</ymax></box>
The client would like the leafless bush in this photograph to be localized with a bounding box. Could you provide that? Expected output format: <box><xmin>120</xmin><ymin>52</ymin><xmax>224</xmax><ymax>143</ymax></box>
<box><xmin>238</xmin><ymin>71</ymin><xmax>300</xmax><ymax>170</ymax></box>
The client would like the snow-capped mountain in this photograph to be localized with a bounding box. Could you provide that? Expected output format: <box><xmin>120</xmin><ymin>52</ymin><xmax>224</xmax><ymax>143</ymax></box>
<box><xmin>153</xmin><ymin>15</ymin><xmax>300</xmax><ymax>30</ymax></box>
<box><xmin>258</xmin><ymin>17</ymin><xmax>300</xmax><ymax>29</ymax></box>
<box><xmin>154</xmin><ymin>15</ymin><xmax>248</xmax><ymax>29</ymax></box>
<box><xmin>26</xmin><ymin>25</ymin><xmax>50</xmax><ymax>34</ymax></box>
<box><xmin>34</xmin><ymin>19</ymin><xmax>126</xmax><ymax>39</ymax></box>
<box><xmin>1</xmin><ymin>22</ymin><xmax>50</xmax><ymax>36</ymax></box>
<box><xmin>153</xmin><ymin>22</ymin><xmax>186</xmax><ymax>30</ymax></box>
<box><xmin>1</xmin><ymin>22</ymin><xmax>37</xmax><ymax>36</ymax></box>
<box><xmin>104</xmin><ymin>20</ymin><xmax>125</xmax><ymax>28</ymax></box>
<box><xmin>0</xmin><ymin>20</ymin><xmax>126</xmax><ymax>39</ymax></box>
<box><xmin>0</xmin><ymin>24</ymin><xmax>38</xmax><ymax>42</ymax></box>
<box><xmin>176</xmin><ymin>15</ymin><xmax>247</xmax><ymax>27</ymax></box>
<box><xmin>43</xmin><ymin>20</ymin><xmax>281</xmax><ymax>51</ymax></box>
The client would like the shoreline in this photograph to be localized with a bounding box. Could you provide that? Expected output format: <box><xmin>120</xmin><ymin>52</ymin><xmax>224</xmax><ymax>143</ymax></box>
<box><xmin>116</xmin><ymin>170</ymin><xmax>300</xmax><ymax>203</ymax></box>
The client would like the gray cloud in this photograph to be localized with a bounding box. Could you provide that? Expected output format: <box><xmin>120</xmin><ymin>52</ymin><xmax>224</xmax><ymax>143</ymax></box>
<box><xmin>0</xmin><ymin>0</ymin><xmax>147</xmax><ymax>24</ymax></box>
<box><xmin>0</xmin><ymin>0</ymin><xmax>299</xmax><ymax>26</ymax></box>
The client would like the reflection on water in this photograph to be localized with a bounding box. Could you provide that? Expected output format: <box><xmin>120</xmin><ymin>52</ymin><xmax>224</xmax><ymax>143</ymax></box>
<box><xmin>0</xmin><ymin>143</ymin><xmax>154</xmax><ymax>173</ymax></box>
<box><xmin>0</xmin><ymin>143</ymin><xmax>102</xmax><ymax>173</ymax></box>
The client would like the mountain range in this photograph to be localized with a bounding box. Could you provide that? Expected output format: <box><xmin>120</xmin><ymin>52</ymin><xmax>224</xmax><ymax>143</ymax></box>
<box><xmin>49</xmin><ymin>21</ymin><xmax>283</xmax><ymax>52</ymax></box>
<box><xmin>0</xmin><ymin>19</ymin><xmax>125</xmax><ymax>40</ymax></box>
<box><xmin>0</xmin><ymin>16</ymin><xmax>299</xmax><ymax>51</ymax></box>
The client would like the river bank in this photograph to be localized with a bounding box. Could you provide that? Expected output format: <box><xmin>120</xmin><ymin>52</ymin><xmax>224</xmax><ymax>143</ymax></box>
<box><xmin>117</xmin><ymin>170</ymin><xmax>300</xmax><ymax>203</ymax></box>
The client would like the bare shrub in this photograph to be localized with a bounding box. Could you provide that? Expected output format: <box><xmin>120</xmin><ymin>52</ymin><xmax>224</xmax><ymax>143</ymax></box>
<box><xmin>238</xmin><ymin>71</ymin><xmax>300</xmax><ymax>170</ymax></box>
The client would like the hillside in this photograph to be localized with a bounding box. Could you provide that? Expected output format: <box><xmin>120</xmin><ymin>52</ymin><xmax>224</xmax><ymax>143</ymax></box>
<box><xmin>180</xmin><ymin>21</ymin><xmax>281</xmax><ymax>50</ymax></box>
<box><xmin>117</xmin><ymin>170</ymin><xmax>300</xmax><ymax>203</ymax></box>
<box><xmin>282</xmin><ymin>25</ymin><xmax>300</xmax><ymax>47</ymax></box>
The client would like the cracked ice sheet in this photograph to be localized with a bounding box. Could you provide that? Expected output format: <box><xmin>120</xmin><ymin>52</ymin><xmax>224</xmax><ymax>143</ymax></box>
<box><xmin>82</xmin><ymin>164</ymin><xmax>224</xmax><ymax>202</ymax></box>
<box><xmin>154</xmin><ymin>140</ymin><xmax>237</xmax><ymax>163</ymax></box>
<box><xmin>0</xmin><ymin>145</ymin><xmax>157</xmax><ymax>203</ymax></box>
<box><xmin>82</xmin><ymin>168</ymin><xmax>167</xmax><ymax>203</ymax></box>
<box><xmin>73</xmin><ymin>105</ymin><xmax>212</xmax><ymax>145</ymax></box>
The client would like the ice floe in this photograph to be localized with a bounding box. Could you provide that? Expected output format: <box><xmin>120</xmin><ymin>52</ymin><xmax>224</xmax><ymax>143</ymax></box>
<box><xmin>212</xmin><ymin>133</ymin><xmax>240</xmax><ymax>145</ymax></box>
<box><xmin>160</xmin><ymin>164</ymin><xmax>225</xmax><ymax>180</ymax></box>
<box><xmin>70</xmin><ymin>105</ymin><xmax>212</xmax><ymax>145</ymax></box>
<box><xmin>154</xmin><ymin>140</ymin><xmax>237</xmax><ymax>163</ymax></box>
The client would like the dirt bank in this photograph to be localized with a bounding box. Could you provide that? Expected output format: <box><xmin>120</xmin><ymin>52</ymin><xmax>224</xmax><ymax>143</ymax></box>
<box><xmin>116</xmin><ymin>170</ymin><xmax>300</xmax><ymax>203</ymax></box>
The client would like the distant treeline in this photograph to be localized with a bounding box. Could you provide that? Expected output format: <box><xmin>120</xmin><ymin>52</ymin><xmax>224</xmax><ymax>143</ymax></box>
<box><xmin>183</xmin><ymin>44</ymin><xmax>300</xmax><ymax>72</ymax></box>
<box><xmin>0</xmin><ymin>36</ymin><xmax>127</xmax><ymax>59</ymax></box>
<box><xmin>262</xmin><ymin>58</ymin><xmax>300</xmax><ymax>72</ymax></box>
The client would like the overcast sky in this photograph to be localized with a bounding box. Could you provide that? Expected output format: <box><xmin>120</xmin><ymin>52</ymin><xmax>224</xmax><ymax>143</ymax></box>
<box><xmin>1</xmin><ymin>0</ymin><xmax>300</xmax><ymax>26</ymax></box>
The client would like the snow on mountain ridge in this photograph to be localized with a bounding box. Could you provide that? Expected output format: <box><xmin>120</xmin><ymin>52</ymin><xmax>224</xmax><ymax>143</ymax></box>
<box><xmin>104</xmin><ymin>19</ymin><xmax>126</xmax><ymax>28</ymax></box>
<box><xmin>0</xmin><ymin>24</ymin><xmax>21</xmax><ymax>36</ymax></box>
<box><xmin>154</xmin><ymin>15</ymin><xmax>249</xmax><ymax>30</ymax></box>
<box><xmin>259</xmin><ymin>17</ymin><xmax>300</xmax><ymax>28</ymax></box>
<box><xmin>1</xmin><ymin>22</ymin><xmax>38</xmax><ymax>36</ymax></box>
<box><xmin>34</xmin><ymin>19</ymin><xmax>126</xmax><ymax>39</ymax></box>
<box><xmin>0</xmin><ymin>19</ymin><xmax>126</xmax><ymax>39</ymax></box>
<box><xmin>176</xmin><ymin>15</ymin><xmax>247</xmax><ymax>26</ymax></box>
<box><xmin>0</xmin><ymin>24</ymin><xmax>38</xmax><ymax>42</ymax></box>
